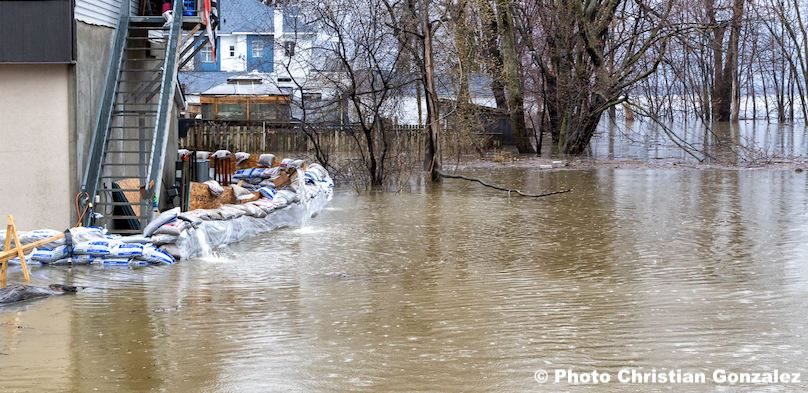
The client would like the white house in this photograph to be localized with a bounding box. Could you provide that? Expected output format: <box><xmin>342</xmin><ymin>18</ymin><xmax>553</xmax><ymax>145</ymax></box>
<box><xmin>180</xmin><ymin>1</ymin><xmax>338</xmax><ymax>121</ymax></box>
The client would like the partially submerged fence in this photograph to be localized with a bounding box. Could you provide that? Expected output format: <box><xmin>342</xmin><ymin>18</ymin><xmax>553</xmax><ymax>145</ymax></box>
<box><xmin>180</xmin><ymin>121</ymin><xmax>494</xmax><ymax>160</ymax></box>
<box><xmin>181</xmin><ymin>122</ymin><xmax>428</xmax><ymax>156</ymax></box>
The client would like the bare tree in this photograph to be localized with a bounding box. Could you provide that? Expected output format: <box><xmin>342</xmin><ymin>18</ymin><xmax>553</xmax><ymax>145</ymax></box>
<box><xmin>516</xmin><ymin>0</ymin><xmax>675</xmax><ymax>154</ymax></box>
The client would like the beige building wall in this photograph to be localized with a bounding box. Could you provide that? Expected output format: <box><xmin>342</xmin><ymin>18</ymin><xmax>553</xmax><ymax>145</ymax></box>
<box><xmin>0</xmin><ymin>65</ymin><xmax>73</xmax><ymax>230</ymax></box>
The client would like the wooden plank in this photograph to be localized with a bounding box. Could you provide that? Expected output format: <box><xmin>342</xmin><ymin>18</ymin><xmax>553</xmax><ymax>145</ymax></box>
<box><xmin>1</xmin><ymin>224</ymin><xmax>10</xmax><ymax>288</ymax></box>
<box><xmin>116</xmin><ymin>178</ymin><xmax>145</xmax><ymax>217</ymax></box>
<box><xmin>8</xmin><ymin>216</ymin><xmax>30</xmax><ymax>282</ymax></box>
<box><xmin>0</xmin><ymin>233</ymin><xmax>65</xmax><ymax>263</ymax></box>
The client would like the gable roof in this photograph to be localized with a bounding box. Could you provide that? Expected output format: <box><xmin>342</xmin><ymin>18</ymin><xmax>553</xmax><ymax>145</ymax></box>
<box><xmin>179</xmin><ymin>72</ymin><xmax>240</xmax><ymax>95</ymax></box>
<box><xmin>219</xmin><ymin>0</ymin><xmax>274</xmax><ymax>34</ymax></box>
<box><xmin>201</xmin><ymin>73</ymin><xmax>290</xmax><ymax>96</ymax></box>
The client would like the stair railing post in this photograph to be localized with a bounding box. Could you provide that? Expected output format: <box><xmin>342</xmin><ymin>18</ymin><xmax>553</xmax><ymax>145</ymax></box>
<box><xmin>79</xmin><ymin>0</ymin><xmax>131</xmax><ymax>226</ymax></box>
<box><xmin>145</xmin><ymin>0</ymin><xmax>184</xmax><ymax>220</ymax></box>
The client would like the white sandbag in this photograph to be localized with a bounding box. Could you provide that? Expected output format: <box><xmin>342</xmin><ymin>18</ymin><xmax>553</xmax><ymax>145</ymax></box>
<box><xmin>70</xmin><ymin>227</ymin><xmax>110</xmax><ymax>243</ymax></box>
<box><xmin>153</xmin><ymin>220</ymin><xmax>191</xmax><ymax>236</ymax></box>
<box><xmin>196</xmin><ymin>151</ymin><xmax>210</xmax><ymax>160</ymax></box>
<box><xmin>149</xmin><ymin>233</ymin><xmax>179</xmax><ymax>246</ymax></box>
<box><xmin>235</xmin><ymin>152</ymin><xmax>250</xmax><ymax>165</ymax></box>
<box><xmin>93</xmin><ymin>257</ymin><xmax>132</xmax><ymax>266</ymax></box>
<box><xmin>73</xmin><ymin>240</ymin><xmax>116</xmax><ymax>256</ymax></box>
<box><xmin>232</xmin><ymin>184</ymin><xmax>256</xmax><ymax>203</ymax></box>
<box><xmin>308</xmin><ymin>163</ymin><xmax>326</xmax><ymax>174</ymax></box>
<box><xmin>204</xmin><ymin>180</ymin><xmax>224</xmax><ymax>196</ymax></box>
<box><xmin>276</xmin><ymin>189</ymin><xmax>299</xmax><ymax>203</ymax></box>
<box><xmin>143</xmin><ymin>207</ymin><xmax>180</xmax><ymax>237</ymax></box>
<box><xmin>260</xmin><ymin>167</ymin><xmax>281</xmax><ymax>179</ymax></box>
<box><xmin>212</xmin><ymin>150</ymin><xmax>231</xmax><ymax>159</ymax></box>
<box><xmin>258</xmin><ymin>154</ymin><xmax>275</xmax><ymax>167</ymax></box>
<box><xmin>234</xmin><ymin>204</ymin><xmax>264</xmax><ymax>218</ymax></box>
<box><xmin>71</xmin><ymin>255</ymin><xmax>95</xmax><ymax>265</ymax></box>
<box><xmin>50</xmin><ymin>258</ymin><xmax>72</xmax><ymax>266</ymax></box>
<box><xmin>258</xmin><ymin>186</ymin><xmax>277</xmax><ymax>200</ymax></box>
<box><xmin>201</xmin><ymin>209</ymin><xmax>224</xmax><ymax>220</ymax></box>
<box><xmin>218</xmin><ymin>205</ymin><xmax>246</xmax><ymax>220</ymax></box>
<box><xmin>233</xmin><ymin>168</ymin><xmax>262</xmax><ymax>179</ymax></box>
<box><xmin>160</xmin><ymin>244</ymin><xmax>182</xmax><ymax>260</ymax></box>
<box><xmin>291</xmin><ymin>159</ymin><xmax>305</xmax><ymax>168</ymax></box>
<box><xmin>280</xmin><ymin>158</ymin><xmax>293</xmax><ymax>167</ymax></box>
<box><xmin>178</xmin><ymin>149</ymin><xmax>191</xmax><ymax>159</ymax></box>
<box><xmin>110</xmin><ymin>243</ymin><xmax>144</xmax><ymax>258</ymax></box>
<box><xmin>118</xmin><ymin>235</ymin><xmax>151</xmax><ymax>244</ymax></box>
<box><xmin>138</xmin><ymin>245</ymin><xmax>176</xmax><ymax>265</ymax></box>
<box><xmin>272</xmin><ymin>196</ymin><xmax>289</xmax><ymax>208</ymax></box>
<box><xmin>31</xmin><ymin>245</ymin><xmax>70</xmax><ymax>263</ymax></box>
<box><xmin>19</xmin><ymin>229</ymin><xmax>63</xmax><ymax>245</ymax></box>
<box><xmin>179</xmin><ymin>210</ymin><xmax>208</xmax><ymax>223</ymax></box>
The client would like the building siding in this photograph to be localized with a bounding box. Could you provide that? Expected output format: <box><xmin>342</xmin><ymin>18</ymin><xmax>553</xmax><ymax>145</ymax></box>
<box><xmin>75</xmin><ymin>0</ymin><xmax>136</xmax><ymax>28</ymax></box>
<box><xmin>0</xmin><ymin>0</ymin><xmax>76</xmax><ymax>63</ymax></box>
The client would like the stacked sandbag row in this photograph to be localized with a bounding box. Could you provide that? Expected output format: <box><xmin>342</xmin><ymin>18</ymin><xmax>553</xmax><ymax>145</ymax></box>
<box><xmin>7</xmin><ymin>160</ymin><xmax>334</xmax><ymax>267</ymax></box>
<box><xmin>26</xmin><ymin>227</ymin><xmax>176</xmax><ymax>267</ymax></box>
<box><xmin>141</xmin><ymin>162</ymin><xmax>334</xmax><ymax>260</ymax></box>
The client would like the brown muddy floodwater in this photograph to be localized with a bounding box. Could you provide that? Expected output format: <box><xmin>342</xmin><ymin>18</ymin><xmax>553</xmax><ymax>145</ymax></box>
<box><xmin>2</xmin><ymin>168</ymin><xmax>808</xmax><ymax>392</ymax></box>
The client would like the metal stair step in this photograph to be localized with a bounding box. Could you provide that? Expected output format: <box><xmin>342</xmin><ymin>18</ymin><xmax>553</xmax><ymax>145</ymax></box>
<box><xmin>106</xmin><ymin>215</ymin><xmax>150</xmax><ymax>220</ymax></box>
<box><xmin>100</xmin><ymin>176</ymin><xmax>147</xmax><ymax>179</ymax></box>
<box><xmin>116</xmin><ymin>80</ymin><xmax>161</xmax><ymax>83</ymax></box>
<box><xmin>97</xmin><ymin>188</ymin><xmax>144</xmax><ymax>192</ymax></box>
<box><xmin>129</xmin><ymin>26</ymin><xmax>168</xmax><ymax>30</ymax></box>
<box><xmin>95</xmin><ymin>202</ymin><xmax>150</xmax><ymax>206</ymax></box>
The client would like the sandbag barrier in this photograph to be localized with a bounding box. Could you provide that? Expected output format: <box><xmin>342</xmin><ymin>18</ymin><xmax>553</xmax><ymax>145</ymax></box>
<box><xmin>3</xmin><ymin>162</ymin><xmax>333</xmax><ymax>268</ymax></box>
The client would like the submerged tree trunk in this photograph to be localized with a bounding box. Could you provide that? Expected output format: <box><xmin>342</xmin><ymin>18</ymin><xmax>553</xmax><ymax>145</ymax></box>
<box><xmin>496</xmin><ymin>0</ymin><xmax>534</xmax><ymax>153</ymax></box>
<box><xmin>479</xmin><ymin>0</ymin><xmax>509</xmax><ymax>111</ymax></box>
<box><xmin>708</xmin><ymin>0</ymin><xmax>744</xmax><ymax>122</ymax></box>
<box><xmin>421</xmin><ymin>0</ymin><xmax>442</xmax><ymax>182</ymax></box>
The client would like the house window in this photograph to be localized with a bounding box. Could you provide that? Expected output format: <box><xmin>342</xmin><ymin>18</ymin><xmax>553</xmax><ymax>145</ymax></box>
<box><xmin>302</xmin><ymin>92</ymin><xmax>322</xmax><ymax>102</ymax></box>
<box><xmin>217</xmin><ymin>103</ymin><xmax>247</xmax><ymax>120</ymax></box>
<box><xmin>284</xmin><ymin>41</ymin><xmax>296</xmax><ymax>57</ymax></box>
<box><xmin>252</xmin><ymin>40</ymin><xmax>264</xmax><ymax>58</ymax></box>
<box><xmin>201</xmin><ymin>45</ymin><xmax>213</xmax><ymax>62</ymax></box>
<box><xmin>250</xmin><ymin>103</ymin><xmax>278</xmax><ymax>120</ymax></box>
<box><xmin>229</xmin><ymin>45</ymin><xmax>235</xmax><ymax>57</ymax></box>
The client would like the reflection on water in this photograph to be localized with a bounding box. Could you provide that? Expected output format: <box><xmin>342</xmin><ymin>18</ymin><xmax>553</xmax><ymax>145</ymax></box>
<box><xmin>2</xmin><ymin>169</ymin><xmax>808</xmax><ymax>392</ymax></box>
<box><xmin>589</xmin><ymin>120</ymin><xmax>808</xmax><ymax>163</ymax></box>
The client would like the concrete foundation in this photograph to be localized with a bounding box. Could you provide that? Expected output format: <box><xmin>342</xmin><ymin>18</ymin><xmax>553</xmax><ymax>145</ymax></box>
<box><xmin>71</xmin><ymin>21</ymin><xmax>115</xmax><ymax>210</ymax></box>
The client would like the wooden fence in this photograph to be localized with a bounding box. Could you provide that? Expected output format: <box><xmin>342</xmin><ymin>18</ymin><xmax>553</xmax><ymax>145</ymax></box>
<box><xmin>181</xmin><ymin>122</ymin><xmax>428</xmax><ymax>156</ymax></box>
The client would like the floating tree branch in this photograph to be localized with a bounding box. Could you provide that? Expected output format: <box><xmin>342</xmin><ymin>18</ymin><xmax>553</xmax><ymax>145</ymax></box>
<box><xmin>439</xmin><ymin>171</ymin><xmax>573</xmax><ymax>198</ymax></box>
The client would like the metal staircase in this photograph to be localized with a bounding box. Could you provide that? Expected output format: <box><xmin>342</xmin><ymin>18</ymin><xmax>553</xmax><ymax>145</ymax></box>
<box><xmin>81</xmin><ymin>0</ymin><xmax>201</xmax><ymax>234</ymax></box>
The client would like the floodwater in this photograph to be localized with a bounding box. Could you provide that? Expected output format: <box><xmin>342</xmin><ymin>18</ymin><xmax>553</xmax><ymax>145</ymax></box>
<box><xmin>589</xmin><ymin>120</ymin><xmax>808</xmax><ymax>163</ymax></box>
<box><xmin>2</xmin><ymin>168</ymin><xmax>808</xmax><ymax>392</ymax></box>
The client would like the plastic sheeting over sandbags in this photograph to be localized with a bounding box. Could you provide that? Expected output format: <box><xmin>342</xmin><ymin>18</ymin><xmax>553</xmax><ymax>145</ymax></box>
<box><xmin>10</xmin><ymin>158</ymin><xmax>332</xmax><ymax>268</ymax></box>
<box><xmin>167</xmin><ymin>167</ymin><xmax>334</xmax><ymax>260</ymax></box>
